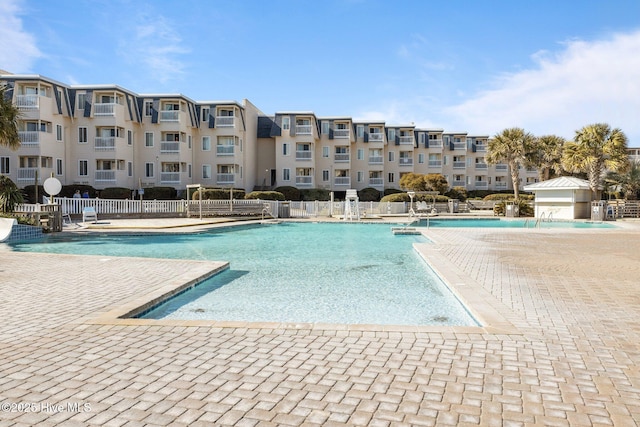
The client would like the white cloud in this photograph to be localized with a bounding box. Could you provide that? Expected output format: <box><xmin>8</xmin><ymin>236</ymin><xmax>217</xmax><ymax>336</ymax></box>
<box><xmin>443</xmin><ymin>30</ymin><xmax>640</xmax><ymax>143</ymax></box>
<box><xmin>0</xmin><ymin>0</ymin><xmax>41</xmax><ymax>72</ymax></box>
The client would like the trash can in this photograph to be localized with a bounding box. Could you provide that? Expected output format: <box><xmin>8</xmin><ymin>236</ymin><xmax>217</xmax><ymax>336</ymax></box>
<box><xmin>591</xmin><ymin>201</ymin><xmax>605</xmax><ymax>221</ymax></box>
<box><xmin>505</xmin><ymin>201</ymin><xmax>519</xmax><ymax>217</ymax></box>
<box><xmin>278</xmin><ymin>201</ymin><xmax>290</xmax><ymax>218</ymax></box>
<box><xmin>448</xmin><ymin>199</ymin><xmax>459</xmax><ymax>213</ymax></box>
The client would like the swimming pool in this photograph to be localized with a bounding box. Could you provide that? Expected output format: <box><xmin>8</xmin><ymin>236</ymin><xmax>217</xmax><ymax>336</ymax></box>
<box><xmin>9</xmin><ymin>222</ymin><xmax>478</xmax><ymax>326</ymax></box>
<box><xmin>417</xmin><ymin>218</ymin><xmax>617</xmax><ymax>228</ymax></box>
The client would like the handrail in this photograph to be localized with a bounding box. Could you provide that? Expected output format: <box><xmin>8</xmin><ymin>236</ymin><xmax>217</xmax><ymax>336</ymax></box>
<box><xmin>535</xmin><ymin>212</ymin><xmax>546</xmax><ymax>228</ymax></box>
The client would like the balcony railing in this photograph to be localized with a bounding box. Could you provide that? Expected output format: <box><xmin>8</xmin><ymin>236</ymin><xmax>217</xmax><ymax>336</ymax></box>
<box><xmin>334</xmin><ymin>177</ymin><xmax>350</xmax><ymax>186</ymax></box>
<box><xmin>428</xmin><ymin>139</ymin><xmax>443</xmax><ymax>148</ymax></box>
<box><xmin>94</xmin><ymin>103</ymin><xmax>116</xmax><ymax>116</ymax></box>
<box><xmin>368</xmin><ymin>156</ymin><xmax>383</xmax><ymax>164</ymax></box>
<box><xmin>295</xmin><ymin>176</ymin><xmax>313</xmax><ymax>186</ymax></box>
<box><xmin>216</xmin><ymin>173</ymin><xmax>235</xmax><ymax>184</ymax></box>
<box><xmin>160</xmin><ymin>172</ymin><xmax>181</xmax><ymax>183</ymax></box>
<box><xmin>495</xmin><ymin>164</ymin><xmax>508</xmax><ymax>172</ymax></box>
<box><xmin>215</xmin><ymin>116</ymin><xmax>235</xmax><ymax>127</ymax></box>
<box><xmin>16</xmin><ymin>95</ymin><xmax>39</xmax><ymax>109</ymax></box>
<box><xmin>18</xmin><ymin>131</ymin><xmax>40</xmax><ymax>145</ymax></box>
<box><xmin>296</xmin><ymin>151</ymin><xmax>312</xmax><ymax>160</ymax></box>
<box><xmin>428</xmin><ymin>160</ymin><xmax>442</xmax><ymax>167</ymax></box>
<box><xmin>453</xmin><ymin>161</ymin><xmax>466</xmax><ymax>169</ymax></box>
<box><xmin>474</xmin><ymin>145</ymin><xmax>487</xmax><ymax>152</ymax></box>
<box><xmin>452</xmin><ymin>142</ymin><xmax>466</xmax><ymax>150</ymax></box>
<box><xmin>95</xmin><ymin>137</ymin><xmax>115</xmax><ymax>151</ymax></box>
<box><xmin>475</xmin><ymin>163</ymin><xmax>488</xmax><ymax>170</ymax></box>
<box><xmin>295</xmin><ymin>125</ymin><xmax>312</xmax><ymax>135</ymax></box>
<box><xmin>368</xmin><ymin>133</ymin><xmax>384</xmax><ymax>142</ymax></box>
<box><xmin>216</xmin><ymin>145</ymin><xmax>234</xmax><ymax>156</ymax></box>
<box><xmin>399</xmin><ymin>158</ymin><xmax>413</xmax><ymax>166</ymax></box>
<box><xmin>17</xmin><ymin>168</ymin><xmax>38</xmax><ymax>181</ymax></box>
<box><xmin>452</xmin><ymin>180</ymin><xmax>465</xmax><ymax>187</ymax></box>
<box><xmin>95</xmin><ymin>170</ymin><xmax>116</xmax><ymax>182</ymax></box>
<box><xmin>333</xmin><ymin>129</ymin><xmax>350</xmax><ymax>138</ymax></box>
<box><xmin>495</xmin><ymin>182</ymin><xmax>508</xmax><ymax>189</ymax></box>
<box><xmin>160</xmin><ymin>141</ymin><xmax>180</xmax><ymax>153</ymax></box>
<box><xmin>369</xmin><ymin>178</ymin><xmax>384</xmax><ymax>186</ymax></box>
<box><xmin>475</xmin><ymin>181</ymin><xmax>488</xmax><ymax>189</ymax></box>
<box><xmin>399</xmin><ymin>136</ymin><xmax>414</xmax><ymax>145</ymax></box>
<box><xmin>160</xmin><ymin>111</ymin><xmax>179</xmax><ymax>122</ymax></box>
<box><xmin>334</xmin><ymin>153</ymin><xmax>350</xmax><ymax>162</ymax></box>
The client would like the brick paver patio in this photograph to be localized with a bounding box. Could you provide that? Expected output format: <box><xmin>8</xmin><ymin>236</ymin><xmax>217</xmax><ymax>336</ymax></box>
<box><xmin>1</xmin><ymin>222</ymin><xmax>639</xmax><ymax>426</ymax></box>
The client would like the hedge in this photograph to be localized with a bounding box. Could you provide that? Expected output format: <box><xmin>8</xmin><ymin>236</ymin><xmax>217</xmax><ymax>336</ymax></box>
<box><xmin>245</xmin><ymin>191</ymin><xmax>285</xmax><ymax>201</ymax></box>
<box><xmin>273</xmin><ymin>186</ymin><xmax>301</xmax><ymax>201</ymax></box>
<box><xmin>100</xmin><ymin>187</ymin><xmax>132</xmax><ymax>199</ymax></box>
<box><xmin>301</xmin><ymin>188</ymin><xmax>331</xmax><ymax>201</ymax></box>
<box><xmin>358</xmin><ymin>187</ymin><xmax>381</xmax><ymax>202</ymax></box>
<box><xmin>192</xmin><ymin>188</ymin><xmax>246</xmax><ymax>200</ymax></box>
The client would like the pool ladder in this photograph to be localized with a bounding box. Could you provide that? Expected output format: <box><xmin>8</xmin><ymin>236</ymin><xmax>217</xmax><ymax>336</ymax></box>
<box><xmin>532</xmin><ymin>212</ymin><xmax>553</xmax><ymax>228</ymax></box>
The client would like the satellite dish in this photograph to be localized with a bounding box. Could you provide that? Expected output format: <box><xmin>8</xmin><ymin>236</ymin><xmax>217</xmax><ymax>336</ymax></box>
<box><xmin>43</xmin><ymin>177</ymin><xmax>62</xmax><ymax>196</ymax></box>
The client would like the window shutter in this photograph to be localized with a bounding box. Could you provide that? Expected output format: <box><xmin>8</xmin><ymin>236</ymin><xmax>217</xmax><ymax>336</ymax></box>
<box><xmin>83</xmin><ymin>90</ymin><xmax>93</xmax><ymax>117</ymax></box>
<box><xmin>289</xmin><ymin>115</ymin><xmax>296</xmax><ymax>136</ymax></box>
<box><xmin>151</xmin><ymin>98</ymin><xmax>159</xmax><ymax>123</ymax></box>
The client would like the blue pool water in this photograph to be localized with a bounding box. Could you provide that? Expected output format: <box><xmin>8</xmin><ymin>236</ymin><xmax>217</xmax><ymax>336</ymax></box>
<box><xmin>9</xmin><ymin>222</ymin><xmax>478</xmax><ymax>326</ymax></box>
<box><xmin>417</xmin><ymin>218</ymin><xmax>617</xmax><ymax>228</ymax></box>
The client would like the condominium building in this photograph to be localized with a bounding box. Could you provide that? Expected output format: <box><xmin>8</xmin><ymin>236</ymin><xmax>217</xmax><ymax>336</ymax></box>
<box><xmin>1</xmin><ymin>73</ymin><xmax>539</xmax><ymax>195</ymax></box>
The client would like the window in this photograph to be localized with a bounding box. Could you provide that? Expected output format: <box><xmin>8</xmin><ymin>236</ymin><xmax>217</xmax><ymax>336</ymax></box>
<box><xmin>322</xmin><ymin>121</ymin><xmax>330</xmax><ymax>134</ymax></box>
<box><xmin>283</xmin><ymin>168</ymin><xmax>290</xmax><ymax>181</ymax></box>
<box><xmin>127</xmin><ymin>130</ymin><xmax>133</xmax><ymax>145</ymax></box>
<box><xmin>202</xmin><ymin>136</ymin><xmax>211</xmax><ymax>151</ymax></box>
<box><xmin>203</xmin><ymin>165</ymin><xmax>211</xmax><ymax>179</ymax></box>
<box><xmin>56</xmin><ymin>125</ymin><xmax>62</xmax><ymax>141</ymax></box>
<box><xmin>282</xmin><ymin>116</ymin><xmax>290</xmax><ymax>130</ymax></box>
<box><xmin>388</xmin><ymin>172</ymin><xmax>395</xmax><ymax>183</ymax></box>
<box><xmin>78</xmin><ymin>160</ymin><xmax>88</xmax><ymax>176</ymax></box>
<box><xmin>127</xmin><ymin>162</ymin><xmax>133</xmax><ymax>177</ymax></box>
<box><xmin>322</xmin><ymin>170</ymin><xmax>329</xmax><ymax>181</ymax></box>
<box><xmin>0</xmin><ymin>157</ymin><xmax>9</xmax><ymax>174</ymax></box>
<box><xmin>322</xmin><ymin>146</ymin><xmax>329</xmax><ymax>158</ymax></box>
<box><xmin>145</xmin><ymin>162</ymin><xmax>154</xmax><ymax>178</ymax></box>
<box><xmin>188</xmin><ymin>135</ymin><xmax>192</xmax><ymax>149</ymax></box>
<box><xmin>144</xmin><ymin>101</ymin><xmax>153</xmax><ymax>116</ymax></box>
<box><xmin>283</xmin><ymin>143</ymin><xmax>289</xmax><ymax>156</ymax></box>
<box><xmin>78</xmin><ymin>127</ymin><xmax>87</xmax><ymax>144</ymax></box>
<box><xmin>77</xmin><ymin>93</ymin><xmax>86</xmax><ymax>109</ymax></box>
<box><xmin>188</xmin><ymin>164</ymin><xmax>192</xmax><ymax>178</ymax></box>
<box><xmin>388</xmin><ymin>151</ymin><xmax>395</xmax><ymax>162</ymax></box>
<box><xmin>418</xmin><ymin>153</ymin><xmax>425</xmax><ymax>164</ymax></box>
<box><xmin>145</xmin><ymin>132</ymin><xmax>154</xmax><ymax>147</ymax></box>
<box><xmin>201</xmin><ymin>107</ymin><xmax>210</xmax><ymax>122</ymax></box>
<box><xmin>357</xmin><ymin>149</ymin><xmax>364</xmax><ymax>160</ymax></box>
<box><xmin>357</xmin><ymin>125</ymin><xmax>364</xmax><ymax>138</ymax></box>
<box><xmin>388</xmin><ymin>129</ymin><xmax>396</xmax><ymax>141</ymax></box>
<box><xmin>357</xmin><ymin>171</ymin><xmax>364</xmax><ymax>182</ymax></box>
<box><xmin>56</xmin><ymin>159</ymin><xmax>62</xmax><ymax>176</ymax></box>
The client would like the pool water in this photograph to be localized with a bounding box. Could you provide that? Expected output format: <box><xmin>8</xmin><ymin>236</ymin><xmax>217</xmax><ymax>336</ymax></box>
<box><xmin>417</xmin><ymin>218</ymin><xmax>617</xmax><ymax>228</ymax></box>
<box><xmin>10</xmin><ymin>222</ymin><xmax>477</xmax><ymax>326</ymax></box>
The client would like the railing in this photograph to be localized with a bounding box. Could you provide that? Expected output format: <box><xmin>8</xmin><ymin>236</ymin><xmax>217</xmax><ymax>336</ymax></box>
<box><xmin>368</xmin><ymin>133</ymin><xmax>384</xmax><ymax>142</ymax></box>
<box><xmin>428</xmin><ymin>160</ymin><xmax>442</xmax><ymax>167</ymax></box>
<box><xmin>215</xmin><ymin>116</ymin><xmax>234</xmax><ymax>127</ymax></box>
<box><xmin>160</xmin><ymin>110</ymin><xmax>179</xmax><ymax>122</ymax></box>
<box><xmin>334</xmin><ymin>154</ymin><xmax>350</xmax><ymax>162</ymax></box>
<box><xmin>160</xmin><ymin>172</ymin><xmax>181</xmax><ymax>183</ymax></box>
<box><xmin>399</xmin><ymin>158</ymin><xmax>413</xmax><ymax>166</ymax></box>
<box><xmin>160</xmin><ymin>141</ymin><xmax>180</xmax><ymax>153</ymax></box>
<box><xmin>453</xmin><ymin>161</ymin><xmax>466</xmax><ymax>169</ymax></box>
<box><xmin>495</xmin><ymin>164</ymin><xmax>508</xmax><ymax>172</ymax></box>
<box><xmin>429</xmin><ymin>139</ymin><xmax>443</xmax><ymax>148</ymax></box>
<box><xmin>334</xmin><ymin>177</ymin><xmax>350</xmax><ymax>186</ymax></box>
<box><xmin>295</xmin><ymin>125</ymin><xmax>312</xmax><ymax>134</ymax></box>
<box><xmin>474</xmin><ymin>181</ymin><xmax>488</xmax><ymax>189</ymax></box>
<box><xmin>474</xmin><ymin>145</ymin><xmax>487</xmax><ymax>152</ymax></box>
<box><xmin>216</xmin><ymin>145</ymin><xmax>234</xmax><ymax>156</ymax></box>
<box><xmin>295</xmin><ymin>176</ymin><xmax>313</xmax><ymax>185</ymax></box>
<box><xmin>495</xmin><ymin>182</ymin><xmax>508</xmax><ymax>189</ymax></box>
<box><xmin>333</xmin><ymin>129</ymin><xmax>350</xmax><ymax>138</ymax></box>
<box><xmin>398</xmin><ymin>136</ymin><xmax>414</xmax><ymax>145</ymax></box>
<box><xmin>95</xmin><ymin>137</ymin><xmax>115</xmax><ymax>151</ymax></box>
<box><xmin>368</xmin><ymin>156</ymin><xmax>383</xmax><ymax>164</ymax></box>
<box><xmin>18</xmin><ymin>131</ymin><xmax>39</xmax><ymax>145</ymax></box>
<box><xmin>216</xmin><ymin>173</ymin><xmax>235</xmax><ymax>184</ymax></box>
<box><xmin>369</xmin><ymin>178</ymin><xmax>384</xmax><ymax>186</ymax></box>
<box><xmin>16</xmin><ymin>94</ymin><xmax>39</xmax><ymax>109</ymax></box>
<box><xmin>452</xmin><ymin>180</ymin><xmax>465</xmax><ymax>187</ymax></box>
<box><xmin>94</xmin><ymin>103</ymin><xmax>115</xmax><ymax>116</ymax></box>
<box><xmin>296</xmin><ymin>151</ymin><xmax>312</xmax><ymax>160</ymax></box>
<box><xmin>452</xmin><ymin>142</ymin><xmax>466</xmax><ymax>150</ymax></box>
<box><xmin>49</xmin><ymin>197</ymin><xmax>187</xmax><ymax>216</ymax></box>
<box><xmin>95</xmin><ymin>170</ymin><xmax>116</xmax><ymax>182</ymax></box>
<box><xmin>17</xmin><ymin>168</ymin><xmax>38</xmax><ymax>181</ymax></box>
<box><xmin>475</xmin><ymin>163</ymin><xmax>488</xmax><ymax>170</ymax></box>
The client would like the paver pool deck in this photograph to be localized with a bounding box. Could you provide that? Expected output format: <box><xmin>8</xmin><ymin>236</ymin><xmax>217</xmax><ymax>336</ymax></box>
<box><xmin>1</xmin><ymin>218</ymin><xmax>639</xmax><ymax>426</ymax></box>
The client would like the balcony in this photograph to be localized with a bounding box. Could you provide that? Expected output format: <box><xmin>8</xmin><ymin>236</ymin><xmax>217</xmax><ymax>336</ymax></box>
<box><xmin>368</xmin><ymin>156</ymin><xmax>383</xmax><ymax>164</ymax></box>
<box><xmin>495</xmin><ymin>164</ymin><xmax>508</xmax><ymax>172</ymax></box>
<box><xmin>475</xmin><ymin>181</ymin><xmax>488</xmax><ymax>189</ymax></box>
<box><xmin>160</xmin><ymin>172</ymin><xmax>181</xmax><ymax>184</ymax></box>
<box><xmin>453</xmin><ymin>161</ymin><xmax>466</xmax><ymax>169</ymax></box>
<box><xmin>94</xmin><ymin>103</ymin><xmax>116</xmax><ymax>116</ymax></box>
<box><xmin>428</xmin><ymin>160</ymin><xmax>442</xmax><ymax>168</ymax></box>
<box><xmin>369</xmin><ymin>178</ymin><xmax>384</xmax><ymax>186</ymax></box>
<box><xmin>17</xmin><ymin>168</ymin><xmax>38</xmax><ymax>181</ymax></box>
<box><xmin>295</xmin><ymin>125</ymin><xmax>312</xmax><ymax>135</ymax></box>
<box><xmin>334</xmin><ymin>177</ymin><xmax>350</xmax><ymax>186</ymax></box>
<box><xmin>474</xmin><ymin>144</ymin><xmax>487</xmax><ymax>152</ymax></box>
<box><xmin>369</xmin><ymin>133</ymin><xmax>384</xmax><ymax>142</ymax></box>
<box><xmin>16</xmin><ymin>95</ymin><xmax>39</xmax><ymax>109</ymax></box>
<box><xmin>215</xmin><ymin>116</ymin><xmax>235</xmax><ymax>127</ymax></box>
<box><xmin>428</xmin><ymin>139</ymin><xmax>443</xmax><ymax>148</ymax></box>
<box><xmin>334</xmin><ymin>153</ymin><xmax>350</xmax><ymax>162</ymax></box>
<box><xmin>217</xmin><ymin>145</ymin><xmax>234</xmax><ymax>156</ymax></box>
<box><xmin>95</xmin><ymin>137</ymin><xmax>115</xmax><ymax>151</ymax></box>
<box><xmin>399</xmin><ymin>158</ymin><xmax>413</xmax><ymax>166</ymax></box>
<box><xmin>399</xmin><ymin>136</ymin><xmax>414</xmax><ymax>145</ymax></box>
<box><xmin>160</xmin><ymin>111</ymin><xmax>179</xmax><ymax>122</ymax></box>
<box><xmin>95</xmin><ymin>170</ymin><xmax>116</xmax><ymax>182</ymax></box>
<box><xmin>295</xmin><ymin>176</ymin><xmax>313</xmax><ymax>186</ymax></box>
<box><xmin>495</xmin><ymin>182</ymin><xmax>508</xmax><ymax>189</ymax></box>
<box><xmin>451</xmin><ymin>142</ymin><xmax>466</xmax><ymax>150</ymax></box>
<box><xmin>18</xmin><ymin>131</ymin><xmax>39</xmax><ymax>145</ymax></box>
<box><xmin>452</xmin><ymin>180</ymin><xmax>465</xmax><ymax>187</ymax></box>
<box><xmin>296</xmin><ymin>151</ymin><xmax>312</xmax><ymax>161</ymax></box>
<box><xmin>475</xmin><ymin>163</ymin><xmax>488</xmax><ymax>170</ymax></box>
<box><xmin>334</xmin><ymin>129</ymin><xmax>350</xmax><ymax>138</ymax></box>
<box><xmin>160</xmin><ymin>141</ymin><xmax>180</xmax><ymax>153</ymax></box>
<box><xmin>216</xmin><ymin>173</ymin><xmax>235</xmax><ymax>184</ymax></box>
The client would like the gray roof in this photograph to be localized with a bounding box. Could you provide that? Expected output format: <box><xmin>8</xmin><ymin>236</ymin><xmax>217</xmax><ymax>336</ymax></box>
<box><xmin>524</xmin><ymin>176</ymin><xmax>595</xmax><ymax>191</ymax></box>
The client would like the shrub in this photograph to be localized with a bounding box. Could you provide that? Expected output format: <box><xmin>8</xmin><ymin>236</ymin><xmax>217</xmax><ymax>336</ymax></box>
<box><xmin>192</xmin><ymin>188</ymin><xmax>246</xmax><ymax>200</ymax></box>
<box><xmin>141</xmin><ymin>186</ymin><xmax>178</xmax><ymax>200</ymax></box>
<box><xmin>358</xmin><ymin>187</ymin><xmax>381</xmax><ymax>202</ymax></box>
<box><xmin>100</xmin><ymin>187</ymin><xmax>132</xmax><ymax>199</ymax></box>
<box><xmin>418</xmin><ymin>194</ymin><xmax>449</xmax><ymax>203</ymax></box>
<box><xmin>384</xmin><ymin>188</ymin><xmax>403</xmax><ymax>196</ymax></box>
<box><xmin>57</xmin><ymin>185</ymin><xmax>96</xmax><ymax>199</ymax></box>
<box><xmin>493</xmin><ymin>199</ymin><xmax>534</xmax><ymax>217</ymax></box>
<box><xmin>380</xmin><ymin>193</ymin><xmax>410</xmax><ymax>203</ymax></box>
<box><xmin>446</xmin><ymin>186</ymin><xmax>468</xmax><ymax>201</ymax></box>
<box><xmin>0</xmin><ymin>175</ymin><xmax>23</xmax><ymax>212</ymax></box>
<box><xmin>245</xmin><ymin>191</ymin><xmax>285</xmax><ymax>201</ymax></box>
<box><xmin>274</xmin><ymin>186</ymin><xmax>301</xmax><ymax>201</ymax></box>
<box><xmin>301</xmin><ymin>188</ymin><xmax>331</xmax><ymax>201</ymax></box>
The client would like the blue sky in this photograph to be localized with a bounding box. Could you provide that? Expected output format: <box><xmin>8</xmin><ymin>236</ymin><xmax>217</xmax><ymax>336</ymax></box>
<box><xmin>2</xmin><ymin>0</ymin><xmax>640</xmax><ymax>144</ymax></box>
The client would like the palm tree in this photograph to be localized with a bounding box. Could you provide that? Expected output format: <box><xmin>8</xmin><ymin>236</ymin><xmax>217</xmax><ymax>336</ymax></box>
<box><xmin>0</xmin><ymin>85</ymin><xmax>21</xmax><ymax>150</ymax></box>
<box><xmin>562</xmin><ymin>123</ymin><xmax>629</xmax><ymax>199</ymax></box>
<box><xmin>486</xmin><ymin>127</ymin><xmax>536</xmax><ymax>200</ymax></box>
<box><xmin>527</xmin><ymin>135</ymin><xmax>565</xmax><ymax>181</ymax></box>
<box><xmin>605</xmin><ymin>160</ymin><xmax>640</xmax><ymax>200</ymax></box>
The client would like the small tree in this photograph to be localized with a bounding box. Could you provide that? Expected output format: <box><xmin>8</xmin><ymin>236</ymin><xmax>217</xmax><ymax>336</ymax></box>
<box><xmin>399</xmin><ymin>172</ymin><xmax>427</xmax><ymax>191</ymax></box>
<box><xmin>0</xmin><ymin>175</ymin><xmax>23</xmax><ymax>213</ymax></box>
<box><xmin>423</xmin><ymin>174</ymin><xmax>449</xmax><ymax>194</ymax></box>
<box><xmin>527</xmin><ymin>135</ymin><xmax>565</xmax><ymax>181</ymax></box>
<box><xmin>0</xmin><ymin>85</ymin><xmax>21</xmax><ymax>150</ymax></box>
